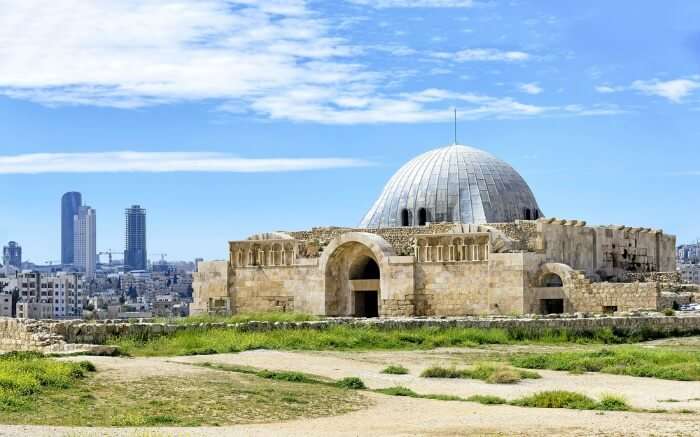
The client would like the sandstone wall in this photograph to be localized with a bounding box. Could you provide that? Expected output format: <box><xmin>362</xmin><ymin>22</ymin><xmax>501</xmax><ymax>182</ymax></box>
<box><xmin>414</xmin><ymin>261</ymin><xmax>489</xmax><ymax>316</ymax></box>
<box><xmin>232</xmin><ymin>261</ymin><xmax>324</xmax><ymax>314</ymax></box>
<box><xmin>191</xmin><ymin>261</ymin><xmax>231</xmax><ymax>315</ymax></box>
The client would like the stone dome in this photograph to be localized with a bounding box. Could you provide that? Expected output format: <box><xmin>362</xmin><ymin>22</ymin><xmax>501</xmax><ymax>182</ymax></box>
<box><xmin>360</xmin><ymin>144</ymin><xmax>543</xmax><ymax>228</ymax></box>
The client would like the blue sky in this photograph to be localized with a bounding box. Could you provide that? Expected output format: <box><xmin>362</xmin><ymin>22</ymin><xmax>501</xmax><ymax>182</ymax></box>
<box><xmin>1</xmin><ymin>0</ymin><xmax>699</xmax><ymax>263</ymax></box>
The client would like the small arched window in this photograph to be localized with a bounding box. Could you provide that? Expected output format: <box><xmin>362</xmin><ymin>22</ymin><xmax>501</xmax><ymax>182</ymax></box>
<box><xmin>524</xmin><ymin>208</ymin><xmax>532</xmax><ymax>220</ymax></box>
<box><xmin>533</xmin><ymin>209</ymin><xmax>539</xmax><ymax>220</ymax></box>
<box><xmin>418</xmin><ymin>208</ymin><xmax>427</xmax><ymax>226</ymax></box>
<box><xmin>401</xmin><ymin>209</ymin><xmax>409</xmax><ymax>227</ymax></box>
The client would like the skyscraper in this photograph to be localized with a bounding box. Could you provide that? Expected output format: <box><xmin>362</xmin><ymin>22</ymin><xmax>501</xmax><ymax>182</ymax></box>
<box><xmin>61</xmin><ymin>192</ymin><xmax>82</xmax><ymax>264</ymax></box>
<box><xmin>73</xmin><ymin>206</ymin><xmax>96</xmax><ymax>278</ymax></box>
<box><xmin>124</xmin><ymin>205</ymin><xmax>147</xmax><ymax>271</ymax></box>
<box><xmin>2</xmin><ymin>241</ymin><xmax>21</xmax><ymax>268</ymax></box>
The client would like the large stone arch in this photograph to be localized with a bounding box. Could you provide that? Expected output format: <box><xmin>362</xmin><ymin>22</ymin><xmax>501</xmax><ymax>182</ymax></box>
<box><xmin>535</xmin><ymin>263</ymin><xmax>575</xmax><ymax>287</ymax></box>
<box><xmin>320</xmin><ymin>232</ymin><xmax>396</xmax><ymax>316</ymax></box>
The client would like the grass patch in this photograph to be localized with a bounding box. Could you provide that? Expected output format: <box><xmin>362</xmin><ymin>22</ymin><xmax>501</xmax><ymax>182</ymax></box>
<box><xmin>510</xmin><ymin>390</ymin><xmax>598</xmax><ymax>410</ymax></box>
<box><xmin>0</xmin><ymin>368</ymin><xmax>365</xmax><ymax>426</ymax></box>
<box><xmin>597</xmin><ymin>394</ymin><xmax>630</xmax><ymax>411</ymax></box>
<box><xmin>510</xmin><ymin>347</ymin><xmax>700</xmax><ymax>381</ymax></box>
<box><xmin>510</xmin><ymin>390</ymin><xmax>631</xmax><ymax>411</ymax></box>
<box><xmin>466</xmin><ymin>394</ymin><xmax>507</xmax><ymax>405</ymax></box>
<box><xmin>335</xmin><ymin>377</ymin><xmax>366</xmax><ymax>390</ymax></box>
<box><xmin>157</xmin><ymin>312</ymin><xmax>319</xmax><ymax>325</ymax></box>
<box><xmin>0</xmin><ymin>352</ymin><xmax>94</xmax><ymax>412</ymax></box>
<box><xmin>420</xmin><ymin>363</ymin><xmax>540</xmax><ymax>384</ymax></box>
<box><xmin>381</xmin><ymin>365</ymin><xmax>409</xmax><ymax>375</ymax></box>
<box><xmin>111</xmin><ymin>325</ymin><xmax>682</xmax><ymax>357</ymax></box>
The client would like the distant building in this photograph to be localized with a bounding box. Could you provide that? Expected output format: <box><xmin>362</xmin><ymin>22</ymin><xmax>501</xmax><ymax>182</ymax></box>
<box><xmin>5</xmin><ymin>271</ymin><xmax>85</xmax><ymax>319</ymax></box>
<box><xmin>124</xmin><ymin>205</ymin><xmax>147</xmax><ymax>271</ymax></box>
<box><xmin>677</xmin><ymin>243</ymin><xmax>699</xmax><ymax>265</ymax></box>
<box><xmin>61</xmin><ymin>192</ymin><xmax>82</xmax><ymax>265</ymax></box>
<box><xmin>679</xmin><ymin>264</ymin><xmax>700</xmax><ymax>285</ymax></box>
<box><xmin>2</xmin><ymin>241</ymin><xmax>22</xmax><ymax>268</ymax></box>
<box><xmin>74</xmin><ymin>206</ymin><xmax>97</xmax><ymax>279</ymax></box>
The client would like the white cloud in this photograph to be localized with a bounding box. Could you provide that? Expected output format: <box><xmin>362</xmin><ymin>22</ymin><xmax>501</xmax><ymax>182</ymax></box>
<box><xmin>631</xmin><ymin>79</ymin><xmax>700</xmax><ymax>103</ymax></box>
<box><xmin>433</xmin><ymin>49</ymin><xmax>530</xmax><ymax>62</ymax></box>
<box><xmin>0</xmin><ymin>151</ymin><xmax>371</xmax><ymax>174</ymax></box>
<box><xmin>519</xmin><ymin>83</ymin><xmax>542</xmax><ymax>95</ymax></box>
<box><xmin>347</xmin><ymin>0</ymin><xmax>475</xmax><ymax>7</ymax></box>
<box><xmin>594</xmin><ymin>85</ymin><xmax>622</xmax><ymax>94</ymax></box>
<box><xmin>0</xmin><ymin>1</ymin><xmax>613</xmax><ymax>124</ymax></box>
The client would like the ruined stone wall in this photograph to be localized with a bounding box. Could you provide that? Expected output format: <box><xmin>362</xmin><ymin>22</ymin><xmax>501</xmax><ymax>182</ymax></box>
<box><xmin>567</xmin><ymin>279</ymin><xmax>659</xmax><ymax>313</ymax></box>
<box><xmin>5</xmin><ymin>316</ymin><xmax>700</xmax><ymax>350</ymax></box>
<box><xmin>190</xmin><ymin>261</ymin><xmax>231</xmax><ymax>315</ymax></box>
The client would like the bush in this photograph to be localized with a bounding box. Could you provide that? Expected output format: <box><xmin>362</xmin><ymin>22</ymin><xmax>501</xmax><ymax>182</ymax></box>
<box><xmin>466</xmin><ymin>394</ymin><xmax>507</xmax><ymax>405</ymax></box>
<box><xmin>381</xmin><ymin>365</ymin><xmax>409</xmax><ymax>375</ymax></box>
<box><xmin>485</xmin><ymin>369</ymin><xmax>521</xmax><ymax>384</ymax></box>
<box><xmin>663</xmin><ymin>308</ymin><xmax>675</xmax><ymax>317</ymax></box>
<box><xmin>597</xmin><ymin>394</ymin><xmax>630</xmax><ymax>411</ymax></box>
<box><xmin>421</xmin><ymin>363</ymin><xmax>540</xmax><ymax>384</ymax></box>
<box><xmin>420</xmin><ymin>366</ymin><xmax>464</xmax><ymax>378</ymax></box>
<box><xmin>511</xmin><ymin>391</ymin><xmax>598</xmax><ymax>410</ymax></box>
<box><xmin>336</xmin><ymin>377</ymin><xmax>366</xmax><ymax>390</ymax></box>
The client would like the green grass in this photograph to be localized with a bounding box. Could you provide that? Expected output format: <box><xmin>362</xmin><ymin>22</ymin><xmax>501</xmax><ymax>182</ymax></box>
<box><xmin>112</xmin><ymin>325</ymin><xmax>674</xmax><ymax>357</ymax></box>
<box><xmin>510</xmin><ymin>347</ymin><xmax>700</xmax><ymax>381</ymax></box>
<box><xmin>157</xmin><ymin>312</ymin><xmax>320</xmax><ymax>325</ymax></box>
<box><xmin>0</xmin><ymin>352</ymin><xmax>95</xmax><ymax>412</ymax></box>
<box><xmin>420</xmin><ymin>363</ymin><xmax>540</xmax><ymax>384</ymax></box>
<box><xmin>466</xmin><ymin>394</ymin><xmax>507</xmax><ymax>405</ymax></box>
<box><xmin>510</xmin><ymin>390</ymin><xmax>598</xmax><ymax>410</ymax></box>
<box><xmin>509</xmin><ymin>390</ymin><xmax>630</xmax><ymax>411</ymax></box>
<box><xmin>381</xmin><ymin>365</ymin><xmax>409</xmax><ymax>375</ymax></box>
<box><xmin>336</xmin><ymin>377</ymin><xmax>366</xmax><ymax>390</ymax></box>
<box><xmin>0</xmin><ymin>365</ymin><xmax>365</xmax><ymax>426</ymax></box>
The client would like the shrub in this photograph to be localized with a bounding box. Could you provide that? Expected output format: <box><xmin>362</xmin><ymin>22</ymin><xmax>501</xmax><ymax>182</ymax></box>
<box><xmin>596</xmin><ymin>394</ymin><xmax>630</xmax><ymax>411</ymax></box>
<box><xmin>466</xmin><ymin>394</ymin><xmax>507</xmax><ymax>405</ymax></box>
<box><xmin>420</xmin><ymin>366</ymin><xmax>464</xmax><ymax>378</ymax></box>
<box><xmin>381</xmin><ymin>365</ymin><xmax>409</xmax><ymax>375</ymax></box>
<box><xmin>663</xmin><ymin>308</ymin><xmax>675</xmax><ymax>317</ymax></box>
<box><xmin>485</xmin><ymin>369</ymin><xmax>521</xmax><ymax>384</ymax></box>
<box><xmin>336</xmin><ymin>377</ymin><xmax>366</xmax><ymax>390</ymax></box>
<box><xmin>511</xmin><ymin>391</ymin><xmax>597</xmax><ymax>410</ymax></box>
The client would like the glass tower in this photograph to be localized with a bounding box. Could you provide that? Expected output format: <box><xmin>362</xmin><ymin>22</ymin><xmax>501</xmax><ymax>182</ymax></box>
<box><xmin>61</xmin><ymin>192</ymin><xmax>82</xmax><ymax>264</ymax></box>
<box><xmin>124</xmin><ymin>205</ymin><xmax>147</xmax><ymax>271</ymax></box>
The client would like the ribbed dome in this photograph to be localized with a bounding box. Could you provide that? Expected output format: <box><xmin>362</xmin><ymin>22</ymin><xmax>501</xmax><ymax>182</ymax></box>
<box><xmin>360</xmin><ymin>144</ymin><xmax>542</xmax><ymax>228</ymax></box>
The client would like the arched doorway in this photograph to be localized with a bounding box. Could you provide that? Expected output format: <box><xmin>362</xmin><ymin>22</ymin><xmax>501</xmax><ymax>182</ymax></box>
<box><xmin>321</xmin><ymin>233</ymin><xmax>395</xmax><ymax>317</ymax></box>
<box><xmin>349</xmin><ymin>256</ymin><xmax>380</xmax><ymax>317</ymax></box>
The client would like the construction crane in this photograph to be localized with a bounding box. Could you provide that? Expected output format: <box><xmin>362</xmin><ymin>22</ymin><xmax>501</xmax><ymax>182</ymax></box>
<box><xmin>151</xmin><ymin>253</ymin><xmax>168</xmax><ymax>262</ymax></box>
<box><xmin>98</xmin><ymin>249</ymin><xmax>122</xmax><ymax>265</ymax></box>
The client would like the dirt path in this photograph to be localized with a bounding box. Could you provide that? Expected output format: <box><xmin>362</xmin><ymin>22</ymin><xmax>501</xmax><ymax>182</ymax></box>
<box><xmin>170</xmin><ymin>349</ymin><xmax>700</xmax><ymax>410</ymax></box>
<box><xmin>0</xmin><ymin>392</ymin><xmax>698</xmax><ymax>437</ymax></box>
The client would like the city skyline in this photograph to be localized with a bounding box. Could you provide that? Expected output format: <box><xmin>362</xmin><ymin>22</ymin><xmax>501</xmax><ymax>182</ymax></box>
<box><xmin>1</xmin><ymin>1</ymin><xmax>700</xmax><ymax>262</ymax></box>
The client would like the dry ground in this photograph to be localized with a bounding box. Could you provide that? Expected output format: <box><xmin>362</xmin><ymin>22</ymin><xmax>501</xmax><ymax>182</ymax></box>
<box><xmin>1</xmin><ymin>342</ymin><xmax>699</xmax><ymax>436</ymax></box>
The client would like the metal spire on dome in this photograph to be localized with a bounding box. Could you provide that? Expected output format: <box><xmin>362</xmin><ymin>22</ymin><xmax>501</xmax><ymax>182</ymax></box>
<box><xmin>453</xmin><ymin>108</ymin><xmax>457</xmax><ymax>145</ymax></box>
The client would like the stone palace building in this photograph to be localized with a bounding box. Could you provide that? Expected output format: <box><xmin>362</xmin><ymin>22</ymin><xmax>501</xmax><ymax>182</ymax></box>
<box><xmin>192</xmin><ymin>144</ymin><xmax>680</xmax><ymax>317</ymax></box>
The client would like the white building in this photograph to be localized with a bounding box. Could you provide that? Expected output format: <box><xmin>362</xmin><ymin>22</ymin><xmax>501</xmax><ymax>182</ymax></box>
<box><xmin>74</xmin><ymin>206</ymin><xmax>97</xmax><ymax>279</ymax></box>
<box><xmin>680</xmin><ymin>264</ymin><xmax>700</xmax><ymax>285</ymax></box>
<box><xmin>2</xmin><ymin>271</ymin><xmax>85</xmax><ymax>319</ymax></box>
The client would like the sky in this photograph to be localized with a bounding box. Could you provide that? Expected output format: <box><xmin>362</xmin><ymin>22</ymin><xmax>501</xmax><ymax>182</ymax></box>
<box><xmin>1</xmin><ymin>0</ymin><xmax>699</xmax><ymax>263</ymax></box>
